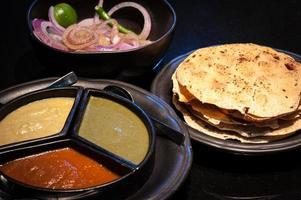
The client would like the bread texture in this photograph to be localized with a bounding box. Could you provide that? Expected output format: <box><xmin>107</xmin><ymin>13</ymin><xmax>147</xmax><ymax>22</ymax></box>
<box><xmin>175</xmin><ymin>43</ymin><xmax>301</xmax><ymax>119</ymax></box>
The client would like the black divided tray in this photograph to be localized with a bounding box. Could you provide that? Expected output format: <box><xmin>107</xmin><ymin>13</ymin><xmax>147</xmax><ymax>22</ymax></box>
<box><xmin>0</xmin><ymin>79</ymin><xmax>192</xmax><ymax>200</ymax></box>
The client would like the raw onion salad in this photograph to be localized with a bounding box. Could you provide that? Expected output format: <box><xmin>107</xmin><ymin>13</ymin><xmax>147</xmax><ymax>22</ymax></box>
<box><xmin>32</xmin><ymin>0</ymin><xmax>152</xmax><ymax>52</ymax></box>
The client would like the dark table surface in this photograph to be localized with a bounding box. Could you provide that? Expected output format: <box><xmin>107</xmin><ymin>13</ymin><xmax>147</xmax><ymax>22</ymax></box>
<box><xmin>1</xmin><ymin>0</ymin><xmax>301</xmax><ymax>199</ymax></box>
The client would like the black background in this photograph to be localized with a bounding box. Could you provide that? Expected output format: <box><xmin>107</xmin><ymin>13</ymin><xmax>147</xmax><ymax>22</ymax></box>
<box><xmin>1</xmin><ymin>0</ymin><xmax>301</xmax><ymax>199</ymax></box>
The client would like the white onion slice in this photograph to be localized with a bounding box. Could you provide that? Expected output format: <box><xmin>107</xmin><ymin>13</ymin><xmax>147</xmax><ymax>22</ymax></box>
<box><xmin>108</xmin><ymin>2</ymin><xmax>151</xmax><ymax>40</ymax></box>
<box><xmin>49</xmin><ymin>33</ymin><xmax>62</xmax><ymax>42</ymax></box>
<box><xmin>87</xmin><ymin>41</ymin><xmax>136</xmax><ymax>52</ymax></box>
<box><xmin>112</xmin><ymin>35</ymin><xmax>121</xmax><ymax>45</ymax></box>
<box><xmin>94</xmin><ymin>14</ymin><xmax>100</xmax><ymax>24</ymax></box>
<box><xmin>96</xmin><ymin>18</ymin><xmax>120</xmax><ymax>44</ymax></box>
<box><xmin>78</xmin><ymin>18</ymin><xmax>95</xmax><ymax>27</ymax></box>
<box><xmin>32</xmin><ymin>19</ymin><xmax>67</xmax><ymax>51</ymax></box>
<box><xmin>117</xmin><ymin>42</ymin><xmax>137</xmax><ymax>50</ymax></box>
<box><xmin>32</xmin><ymin>19</ymin><xmax>51</xmax><ymax>43</ymax></box>
<box><xmin>93</xmin><ymin>43</ymin><xmax>120</xmax><ymax>51</ymax></box>
<box><xmin>62</xmin><ymin>24</ymin><xmax>98</xmax><ymax>50</ymax></box>
<box><xmin>97</xmin><ymin>0</ymin><xmax>104</xmax><ymax>7</ymax></box>
<box><xmin>47</xmin><ymin>25</ymin><xmax>63</xmax><ymax>36</ymax></box>
<box><xmin>48</xmin><ymin>6</ymin><xmax>65</xmax><ymax>34</ymax></box>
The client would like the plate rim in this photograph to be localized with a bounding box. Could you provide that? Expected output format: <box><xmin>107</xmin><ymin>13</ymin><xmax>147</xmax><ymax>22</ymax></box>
<box><xmin>151</xmin><ymin>47</ymin><xmax>301</xmax><ymax>155</ymax></box>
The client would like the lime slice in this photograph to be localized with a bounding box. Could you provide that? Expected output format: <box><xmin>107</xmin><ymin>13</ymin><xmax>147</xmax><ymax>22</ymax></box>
<box><xmin>54</xmin><ymin>3</ymin><xmax>78</xmax><ymax>28</ymax></box>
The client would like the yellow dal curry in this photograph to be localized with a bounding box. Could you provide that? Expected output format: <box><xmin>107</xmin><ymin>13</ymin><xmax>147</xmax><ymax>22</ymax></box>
<box><xmin>79</xmin><ymin>96</ymin><xmax>149</xmax><ymax>165</ymax></box>
<box><xmin>0</xmin><ymin>97</ymin><xmax>74</xmax><ymax>146</ymax></box>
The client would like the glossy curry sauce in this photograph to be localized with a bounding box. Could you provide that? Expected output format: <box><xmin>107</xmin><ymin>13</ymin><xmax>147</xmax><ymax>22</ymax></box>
<box><xmin>0</xmin><ymin>98</ymin><xmax>74</xmax><ymax>146</ymax></box>
<box><xmin>0</xmin><ymin>148</ymin><xmax>120</xmax><ymax>189</ymax></box>
<box><xmin>79</xmin><ymin>96</ymin><xmax>149</xmax><ymax>165</ymax></box>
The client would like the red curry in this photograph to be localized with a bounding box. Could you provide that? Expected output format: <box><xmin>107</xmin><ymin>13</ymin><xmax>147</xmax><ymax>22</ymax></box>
<box><xmin>0</xmin><ymin>148</ymin><xmax>120</xmax><ymax>189</ymax></box>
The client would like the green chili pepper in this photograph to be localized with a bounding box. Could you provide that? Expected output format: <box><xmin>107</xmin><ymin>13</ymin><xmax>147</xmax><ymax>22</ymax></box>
<box><xmin>95</xmin><ymin>6</ymin><xmax>132</xmax><ymax>34</ymax></box>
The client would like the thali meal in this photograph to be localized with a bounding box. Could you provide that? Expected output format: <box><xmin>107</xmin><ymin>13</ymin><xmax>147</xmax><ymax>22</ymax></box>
<box><xmin>0</xmin><ymin>97</ymin><xmax>74</xmax><ymax>146</ymax></box>
<box><xmin>0</xmin><ymin>148</ymin><xmax>120</xmax><ymax>189</ymax></box>
<box><xmin>32</xmin><ymin>0</ymin><xmax>152</xmax><ymax>52</ymax></box>
<box><xmin>172</xmin><ymin>43</ymin><xmax>301</xmax><ymax>143</ymax></box>
<box><xmin>79</xmin><ymin>96</ymin><xmax>149</xmax><ymax>165</ymax></box>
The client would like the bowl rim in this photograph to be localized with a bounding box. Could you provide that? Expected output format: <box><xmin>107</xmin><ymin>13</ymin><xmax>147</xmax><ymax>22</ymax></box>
<box><xmin>26</xmin><ymin>0</ymin><xmax>177</xmax><ymax>54</ymax></box>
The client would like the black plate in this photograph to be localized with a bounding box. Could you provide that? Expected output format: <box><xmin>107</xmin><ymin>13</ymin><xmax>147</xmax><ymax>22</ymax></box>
<box><xmin>151</xmin><ymin>49</ymin><xmax>301</xmax><ymax>155</ymax></box>
<box><xmin>0</xmin><ymin>78</ymin><xmax>192</xmax><ymax>200</ymax></box>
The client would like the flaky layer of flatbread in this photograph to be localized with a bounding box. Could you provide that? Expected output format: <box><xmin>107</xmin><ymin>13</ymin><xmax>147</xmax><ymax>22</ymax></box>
<box><xmin>187</xmin><ymin>99</ymin><xmax>281</xmax><ymax>129</ymax></box>
<box><xmin>173</xmin><ymin>75</ymin><xmax>300</xmax><ymax>124</ymax></box>
<box><xmin>173</xmin><ymin>95</ymin><xmax>299</xmax><ymax>143</ymax></box>
<box><xmin>172</xmin><ymin>96</ymin><xmax>270</xmax><ymax>143</ymax></box>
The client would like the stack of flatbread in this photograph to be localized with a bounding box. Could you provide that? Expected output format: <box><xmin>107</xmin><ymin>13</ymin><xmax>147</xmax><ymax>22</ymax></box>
<box><xmin>172</xmin><ymin>43</ymin><xmax>301</xmax><ymax>143</ymax></box>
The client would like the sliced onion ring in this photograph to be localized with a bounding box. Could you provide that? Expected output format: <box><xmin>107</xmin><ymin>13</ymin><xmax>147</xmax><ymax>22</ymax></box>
<box><xmin>86</xmin><ymin>41</ymin><xmax>137</xmax><ymax>52</ymax></box>
<box><xmin>32</xmin><ymin>19</ymin><xmax>67</xmax><ymax>51</ymax></box>
<box><xmin>96</xmin><ymin>19</ymin><xmax>120</xmax><ymax>44</ymax></box>
<box><xmin>48</xmin><ymin>6</ymin><xmax>65</xmax><ymax>34</ymax></box>
<box><xmin>117</xmin><ymin>42</ymin><xmax>138</xmax><ymax>50</ymax></box>
<box><xmin>97</xmin><ymin>0</ymin><xmax>104</xmax><ymax>7</ymax></box>
<box><xmin>62</xmin><ymin>24</ymin><xmax>98</xmax><ymax>50</ymax></box>
<box><xmin>78</xmin><ymin>18</ymin><xmax>95</xmax><ymax>27</ymax></box>
<box><xmin>108</xmin><ymin>2</ymin><xmax>151</xmax><ymax>40</ymax></box>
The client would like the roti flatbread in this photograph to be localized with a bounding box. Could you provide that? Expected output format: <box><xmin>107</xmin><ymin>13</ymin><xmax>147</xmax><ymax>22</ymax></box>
<box><xmin>173</xmin><ymin>95</ymin><xmax>301</xmax><ymax>140</ymax></box>
<box><xmin>172</xmin><ymin>77</ymin><xmax>299</xmax><ymax>124</ymax></box>
<box><xmin>172</xmin><ymin>73</ymin><xmax>195</xmax><ymax>102</ymax></box>
<box><xmin>175</xmin><ymin>43</ymin><xmax>301</xmax><ymax>119</ymax></box>
<box><xmin>187</xmin><ymin>99</ymin><xmax>281</xmax><ymax>129</ymax></box>
<box><xmin>172</xmin><ymin>95</ymin><xmax>271</xmax><ymax>143</ymax></box>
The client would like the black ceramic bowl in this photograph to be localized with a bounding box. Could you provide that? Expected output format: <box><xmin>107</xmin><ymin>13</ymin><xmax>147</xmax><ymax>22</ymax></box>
<box><xmin>27</xmin><ymin>0</ymin><xmax>176</xmax><ymax>78</ymax></box>
<box><xmin>0</xmin><ymin>87</ymin><xmax>156</xmax><ymax>199</ymax></box>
